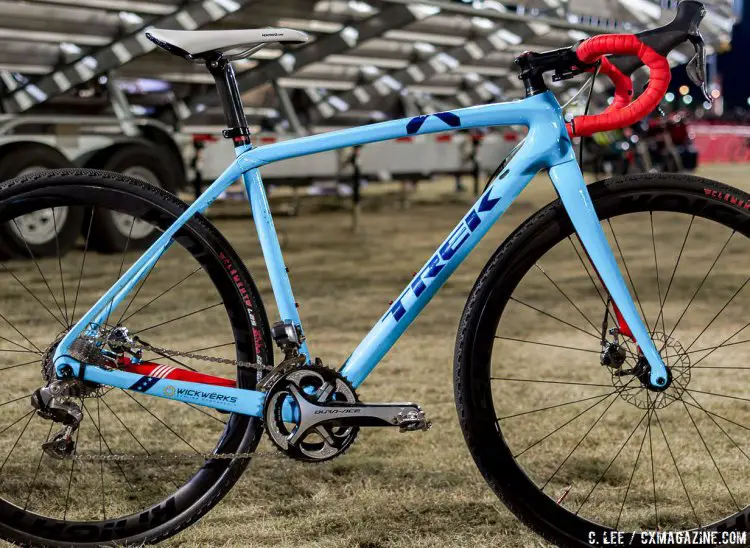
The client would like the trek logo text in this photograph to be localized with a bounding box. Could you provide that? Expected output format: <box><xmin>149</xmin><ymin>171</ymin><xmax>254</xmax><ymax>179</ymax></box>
<box><xmin>386</xmin><ymin>170</ymin><xmax>507</xmax><ymax>323</ymax></box>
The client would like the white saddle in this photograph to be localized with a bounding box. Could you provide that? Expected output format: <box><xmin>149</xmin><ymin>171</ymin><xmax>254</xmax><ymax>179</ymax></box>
<box><xmin>146</xmin><ymin>27</ymin><xmax>309</xmax><ymax>60</ymax></box>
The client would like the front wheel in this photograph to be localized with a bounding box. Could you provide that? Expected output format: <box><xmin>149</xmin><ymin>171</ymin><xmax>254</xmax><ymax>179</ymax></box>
<box><xmin>455</xmin><ymin>173</ymin><xmax>750</xmax><ymax>546</ymax></box>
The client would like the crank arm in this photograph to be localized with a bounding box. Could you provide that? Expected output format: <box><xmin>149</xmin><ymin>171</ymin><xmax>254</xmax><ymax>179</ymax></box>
<box><xmin>288</xmin><ymin>385</ymin><xmax>430</xmax><ymax>445</ymax></box>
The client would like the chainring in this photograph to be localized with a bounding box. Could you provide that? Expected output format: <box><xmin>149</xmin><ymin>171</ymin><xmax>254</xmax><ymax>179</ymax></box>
<box><xmin>263</xmin><ymin>364</ymin><xmax>359</xmax><ymax>462</ymax></box>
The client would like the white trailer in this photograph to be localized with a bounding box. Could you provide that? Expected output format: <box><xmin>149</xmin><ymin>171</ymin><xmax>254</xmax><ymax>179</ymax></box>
<box><xmin>0</xmin><ymin>115</ymin><xmax>190</xmax><ymax>257</ymax></box>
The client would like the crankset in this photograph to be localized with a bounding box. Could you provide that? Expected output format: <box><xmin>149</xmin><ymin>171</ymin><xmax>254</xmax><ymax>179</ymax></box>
<box><xmin>263</xmin><ymin>364</ymin><xmax>431</xmax><ymax>462</ymax></box>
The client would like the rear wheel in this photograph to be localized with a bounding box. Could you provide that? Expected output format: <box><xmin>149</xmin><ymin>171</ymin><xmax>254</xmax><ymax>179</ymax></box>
<box><xmin>0</xmin><ymin>168</ymin><xmax>272</xmax><ymax>546</ymax></box>
<box><xmin>455</xmin><ymin>174</ymin><xmax>750</xmax><ymax>546</ymax></box>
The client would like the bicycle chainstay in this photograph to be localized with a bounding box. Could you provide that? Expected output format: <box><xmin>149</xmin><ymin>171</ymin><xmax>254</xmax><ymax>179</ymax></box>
<box><xmin>64</xmin><ymin>334</ymin><xmax>278</xmax><ymax>463</ymax></box>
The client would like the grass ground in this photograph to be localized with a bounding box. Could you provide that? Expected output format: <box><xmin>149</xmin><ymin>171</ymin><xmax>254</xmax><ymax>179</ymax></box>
<box><xmin>0</xmin><ymin>164</ymin><xmax>748</xmax><ymax>548</ymax></box>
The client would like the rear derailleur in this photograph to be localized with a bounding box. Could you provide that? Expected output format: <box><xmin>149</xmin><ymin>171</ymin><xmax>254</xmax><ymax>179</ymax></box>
<box><xmin>30</xmin><ymin>382</ymin><xmax>83</xmax><ymax>459</ymax></box>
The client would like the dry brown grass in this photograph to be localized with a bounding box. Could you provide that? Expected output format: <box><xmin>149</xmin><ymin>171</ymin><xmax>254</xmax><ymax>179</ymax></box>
<box><xmin>0</xmin><ymin>164</ymin><xmax>748</xmax><ymax>548</ymax></box>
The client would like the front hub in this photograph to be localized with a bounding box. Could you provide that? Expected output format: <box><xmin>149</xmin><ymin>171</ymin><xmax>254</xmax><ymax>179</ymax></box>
<box><xmin>633</xmin><ymin>357</ymin><xmax>672</xmax><ymax>392</ymax></box>
<box><xmin>610</xmin><ymin>331</ymin><xmax>690</xmax><ymax>410</ymax></box>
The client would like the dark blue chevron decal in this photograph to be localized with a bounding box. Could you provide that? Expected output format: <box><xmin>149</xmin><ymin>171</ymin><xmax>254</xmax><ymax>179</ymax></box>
<box><xmin>405</xmin><ymin>111</ymin><xmax>462</xmax><ymax>135</ymax></box>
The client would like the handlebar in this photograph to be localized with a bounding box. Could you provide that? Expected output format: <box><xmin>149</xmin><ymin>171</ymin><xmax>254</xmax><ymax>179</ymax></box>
<box><xmin>567</xmin><ymin>35</ymin><xmax>671</xmax><ymax>137</ymax></box>
<box><xmin>561</xmin><ymin>0</ymin><xmax>707</xmax><ymax>137</ymax></box>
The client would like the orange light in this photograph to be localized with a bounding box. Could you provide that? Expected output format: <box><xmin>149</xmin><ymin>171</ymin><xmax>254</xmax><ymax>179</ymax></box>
<box><xmin>679</xmin><ymin>85</ymin><xmax>689</xmax><ymax>96</ymax></box>
<box><xmin>710</xmin><ymin>89</ymin><xmax>721</xmax><ymax>99</ymax></box>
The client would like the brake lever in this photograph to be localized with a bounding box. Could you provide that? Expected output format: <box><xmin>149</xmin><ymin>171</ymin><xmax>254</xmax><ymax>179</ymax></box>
<box><xmin>686</xmin><ymin>30</ymin><xmax>710</xmax><ymax>102</ymax></box>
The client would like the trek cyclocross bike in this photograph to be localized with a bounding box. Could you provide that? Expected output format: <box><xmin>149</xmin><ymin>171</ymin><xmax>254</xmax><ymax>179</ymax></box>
<box><xmin>0</xmin><ymin>1</ymin><xmax>745</xmax><ymax>546</ymax></box>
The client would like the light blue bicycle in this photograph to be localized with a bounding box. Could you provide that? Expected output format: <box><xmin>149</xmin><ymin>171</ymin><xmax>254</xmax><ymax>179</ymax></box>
<box><xmin>0</xmin><ymin>1</ymin><xmax>747</xmax><ymax>546</ymax></box>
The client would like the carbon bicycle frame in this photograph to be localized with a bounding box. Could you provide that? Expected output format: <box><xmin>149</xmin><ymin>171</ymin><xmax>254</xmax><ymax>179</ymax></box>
<box><xmin>52</xmin><ymin>90</ymin><xmax>669</xmax><ymax>418</ymax></box>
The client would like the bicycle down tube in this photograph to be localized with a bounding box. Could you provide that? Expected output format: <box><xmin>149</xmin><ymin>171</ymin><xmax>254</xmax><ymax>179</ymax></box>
<box><xmin>52</xmin><ymin>90</ymin><xmax>669</xmax><ymax>418</ymax></box>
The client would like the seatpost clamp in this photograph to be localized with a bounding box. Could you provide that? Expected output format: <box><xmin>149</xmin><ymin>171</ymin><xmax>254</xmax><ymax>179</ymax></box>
<box><xmin>222</xmin><ymin>126</ymin><xmax>251</xmax><ymax>139</ymax></box>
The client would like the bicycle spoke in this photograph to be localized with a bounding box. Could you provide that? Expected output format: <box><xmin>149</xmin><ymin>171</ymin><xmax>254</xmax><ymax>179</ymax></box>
<box><xmin>568</xmin><ymin>236</ymin><xmax>608</xmax><ymax>308</ymax></box>
<box><xmin>606</xmin><ymin>218</ymin><xmax>650</xmax><ymax>333</ymax></box>
<box><xmin>119</xmin><ymin>390</ymin><xmax>200</xmax><ymax>454</ymax></box>
<box><xmin>534</xmin><ymin>262</ymin><xmax>601</xmax><ymax>334</ymax></box>
<box><xmin>132</xmin><ymin>301</ymin><xmax>223</xmax><ymax>335</ymax></box>
<box><xmin>24</xmin><ymin>421</ymin><xmax>54</xmax><ymax>510</ymax></box>
<box><xmin>498</xmin><ymin>392</ymin><xmax>615</xmax><ymax>421</ymax></box>
<box><xmin>691</xmin><ymin>365</ymin><xmax>750</xmax><ymax>370</ymax></box>
<box><xmin>62</xmin><ymin>425</ymin><xmax>81</xmax><ymax>521</ymax></box>
<box><xmin>687</xmin><ymin>388</ymin><xmax>750</xmax><ymax>406</ymax></box>
<box><xmin>103</xmin><ymin>216</ymin><xmax>136</xmax><ymax>329</ymax></box>
<box><xmin>0</xmin><ymin>334</ymin><xmax>38</xmax><ymax>355</ymax></box>
<box><xmin>96</xmin><ymin>398</ymin><xmax>105</xmax><ymax>520</ymax></box>
<box><xmin>114</xmin><ymin>251</ymin><xmax>164</xmax><ymax>327</ymax></box>
<box><xmin>689</xmin><ymin>321</ymin><xmax>750</xmax><ymax>369</ymax></box>
<box><xmin>0</xmin><ymin>409</ymin><xmax>34</xmax><ymax>437</ymax></box>
<box><xmin>687</xmin><ymin>337</ymin><xmax>750</xmax><ymax>356</ymax></box>
<box><xmin>654</xmin><ymin>215</ymin><xmax>694</xmax><ymax>331</ymax></box>
<box><xmin>514</xmin><ymin>391</ymin><xmax>617</xmax><ymax>458</ymax></box>
<box><xmin>185</xmin><ymin>402</ymin><xmax>227</xmax><ymax>425</ymax></box>
<box><xmin>495</xmin><ymin>336</ymin><xmax>599</xmax><ymax>354</ymax></box>
<box><xmin>121</xmin><ymin>265</ymin><xmax>203</xmax><ymax>324</ymax></box>
<box><xmin>0</xmin><ymin>262</ymin><xmax>66</xmax><ymax>329</ymax></box>
<box><xmin>509</xmin><ymin>297</ymin><xmax>600</xmax><ymax>340</ymax></box>
<box><xmin>686</xmin><ymin>275</ymin><xmax>750</xmax><ymax>354</ymax></box>
<box><xmin>183</xmin><ymin>341</ymin><xmax>235</xmax><ymax>355</ymax></box>
<box><xmin>650</xmin><ymin>212</ymin><xmax>666</xmax><ymax>335</ymax></box>
<box><xmin>543</xmin><ymin>383</ymin><xmax>637</xmax><ymax>491</ymax></box>
<box><xmin>0</xmin><ymin>358</ymin><xmax>43</xmax><ymax>373</ymax></box>
<box><xmin>680</xmin><ymin>400</ymin><xmax>740</xmax><ymax>511</ymax></box>
<box><xmin>0</xmin><ymin>411</ymin><xmax>34</xmax><ymax>480</ymax></box>
<box><xmin>492</xmin><ymin>376</ymin><xmax>619</xmax><ymax>389</ymax></box>
<box><xmin>0</xmin><ymin>311</ymin><xmax>42</xmax><ymax>354</ymax></box>
<box><xmin>71</xmin><ymin>208</ymin><xmax>95</xmax><ymax>325</ymax></box>
<box><xmin>51</xmin><ymin>208</ymin><xmax>69</xmax><ymax>326</ymax></box>
<box><xmin>653</xmin><ymin>408</ymin><xmax>701</xmax><ymax>528</ymax></box>
<box><xmin>683</xmin><ymin>393</ymin><xmax>750</xmax><ymax>435</ymax></box>
<box><xmin>0</xmin><ymin>393</ymin><xmax>34</xmax><ymax>410</ymax></box>
<box><xmin>82</xmin><ymin>402</ymin><xmax>134</xmax><ymax>489</ymax></box>
<box><xmin>11</xmin><ymin>218</ymin><xmax>67</xmax><ymax>324</ymax></box>
<box><xmin>666</xmin><ymin>230</ymin><xmax>734</xmax><ymax>344</ymax></box>
<box><xmin>682</xmin><ymin>393</ymin><xmax>750</xmax><ymax>467</ymax></box>
<box><xmin>99</xmin><ymin>396</ymin><xmax>180</xmax><ymax>490</ymax></box>
<box><xmin>647</xmin><ymin>393</ymin><xmax>659</xmax><ymax>530</ymax></box>
<box><xmin>0</xmin><ymin>347</ymin><xmax>38</xmax><ymax>354</ymax></box>
<box><xmin>576</xmin><ymin>409</ymin><xmax>649</xmax><ymax>516</ymax></box>
<box><xmin>141</xmin><ymin>347</ymin><xmax>198</xmax><ymax>373</ymax></box>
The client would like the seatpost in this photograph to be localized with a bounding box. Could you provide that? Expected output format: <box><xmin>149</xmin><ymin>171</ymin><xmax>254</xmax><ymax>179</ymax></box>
<box><xmin>205</xmin><ymin>54</ymin><xmax>252</xmax><ymax>148</ymax></box>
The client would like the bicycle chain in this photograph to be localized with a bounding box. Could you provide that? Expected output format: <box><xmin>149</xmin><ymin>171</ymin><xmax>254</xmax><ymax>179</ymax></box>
<box><xmin>69</xmin><ymin>450</ymin><xmax>289</xmax><ymax>463</ymax></box>
<box><xmin>71</xmin><ymin>335</ymin><xmax>273</xmax><ymax>373</ymax></box>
